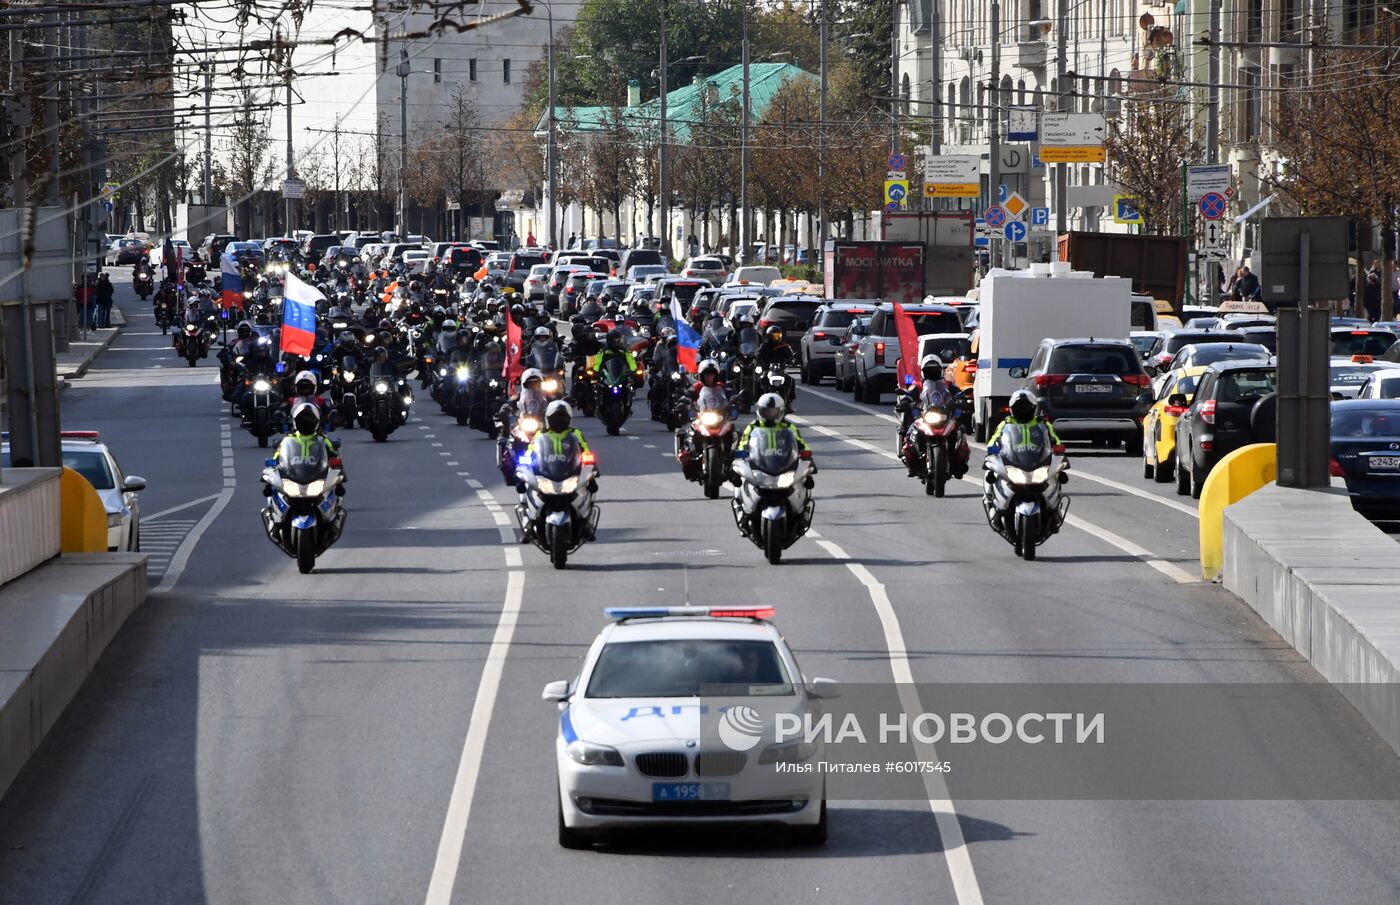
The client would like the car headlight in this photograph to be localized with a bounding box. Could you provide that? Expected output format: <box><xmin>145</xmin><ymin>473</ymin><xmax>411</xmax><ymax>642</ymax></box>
<box><xmin>776</xmin><ymin>471</ymin><xmax>796</xmax><ymax>488</ymax></box>
<box><xmin>252</xmin><ymin>379</ymin><xmax>272</xmax><ymax>392</ymax></box>
<box><xmin>699</xmin><ymin>410</ymin><xmax>723</xmax><ymax>427</ymax></box>
<box><xmin>566</xmin><ymin>739</ymin><xmax>624</xmax><ymax>767</ymax></box>
<box><xmin>519</xmin><ymin>416</ymin><xmax>542</xmax><ymax>434</ymax></box>
<box><xmin>106</xmin><ymin>511</ymin><xmax>124</xmax><ymax>528</ymax></box>
<box><xmin>541</xmin><ymin>378</ymin><xmax>561</xmax><ymax>394</ymax></box>
<box><xmin>922</xmin><ymin>410</ymin><xmax>945</xmax><ymax>425</ymax></box>
<box><xmin>374</xmin><ymin>381</ymin><xmax>390</xmax><ymax>394</ymax></box>
<box><xmin>758</xmin><ymin>739</ymin><xmax>818</xmax><ymax>765</ymax></box>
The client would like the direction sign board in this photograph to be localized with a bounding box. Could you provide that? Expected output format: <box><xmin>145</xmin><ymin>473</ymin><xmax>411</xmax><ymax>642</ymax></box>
<box><xmin>1039</xmin><ymin>112</ymin><xmax>1107</xmax><ymax>163</ymax></box>
<box><xmin>1113</xmin><ymin>195</ymin><xmax>1143</xmax><ymax>225</ymax></box>
<box><xmin>922</xmin><ymin>154</ymin><xmax>980</xmax><ymax>197</ymax></box>
<box><xmin>984</xmin><ymin>205</ymin><xmax>1008</xmax><ymax>229</ymax></box>
<box><xmin>1187</xmin><ymin>164</ymin><xmax>1231</xmax><ymax>201</ymax></box>
<box><xmin>1007</xmin><ymin>107</ymin><xmax>1038</xmax><ymax>142</ymax></box>
<box><xmin>1199</xmin><ymin>192</ymin><xmax>1228</xmax><ymax>221</ymax></box>
<box><xmin>1003</xmin><ymin>191</ymin><xmax>1028</xmax><ymax>220</ymax></box>
<box><xmin>1003</xmin><ymin>220</ymin><xmax>1028</xmax><ymax>243</ymax></box>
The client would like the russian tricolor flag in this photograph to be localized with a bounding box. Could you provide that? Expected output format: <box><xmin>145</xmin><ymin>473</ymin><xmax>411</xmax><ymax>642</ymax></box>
<box><xmin>670</xmin><ymin>296</ymin><xmax>701</xmax><ymax>372</ymax></box>
<box><xmin>281</xmin><ymin>271</ymin><xmax>322</xmax><ymax>358</ymax></box>
<box><xmin>219</xmin><ymin>251</ymin><xmax>243</xmax><ymax>309</ymax></box>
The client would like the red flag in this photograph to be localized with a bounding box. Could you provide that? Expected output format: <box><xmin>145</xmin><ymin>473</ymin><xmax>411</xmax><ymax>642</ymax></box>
<box><xmin>892</xmin><ymin>302</ymin><xmax>922</xmax><ymax>392</ymax></box>
<box><xmin>503</xmin><ymin>311</ymin><xmax>524</xmax><ymax>389</ymax></box>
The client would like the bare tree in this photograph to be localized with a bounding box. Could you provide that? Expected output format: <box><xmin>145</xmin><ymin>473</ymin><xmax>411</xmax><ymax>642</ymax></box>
<box><xmin>222</xmin><ymin>87</ymin><xmax>275</xmax><ymax>236</ymax></box>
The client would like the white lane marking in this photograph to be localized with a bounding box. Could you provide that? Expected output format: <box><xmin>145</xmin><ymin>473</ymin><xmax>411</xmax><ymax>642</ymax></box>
<box><xmin>804</xmin><ymin>384</ymin><xmax>1200</xmax><ymax>519</ymax></box>
<box><xmin>793</xmin><ymin>415</ymin><xmax>1199</xmax><ymax>583</ymax></box>
<box><xmin>424</xmin><ymin>569</ymin><xmax>524</xmax><ymax>905</ymax></box>
<box><xmin>816</xmin><ymin>540</ymin><xmax>985</xmax><ymax>905</ymax></box>
<box><xmin>465</xmin><ymin>478</ymin><xmax>483</xmax><ymax>489</ymax></box>
<box><xmin>432</xmin><ymin>442</ymin><xmax>444</xmax><ymax>447</ymax></box>
<box><xmin>141</xmin><ymin>493</ymin><xmax>220</xmax><ymax>523</ymax></box>
<box><xmin>155</xmin><ymin>422</ymin><xmax>235</xmax><ymax>594</ymax></box>
<box><xmin>445</xmin><ymin>461</ymin><xmax>459</xmax><ymax>466</ymax></box>
<box><xmin>503</xmin><ymin>547</ymin><xmax>522</xmax><ymax>568</ymax></box>
<box><xmin>626</xmin><ymin>435</ymin><xmax>639</xmax><ymax>440</ymax></box>
<box><xmin>643</xmin><ymin>443</ymin><xmax>657</xmax><ymax>449</ymax></box>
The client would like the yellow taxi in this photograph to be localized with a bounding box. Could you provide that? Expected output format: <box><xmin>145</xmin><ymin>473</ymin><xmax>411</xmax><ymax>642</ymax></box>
<box><xmin>1143</xmin><ymin>365</ymin><xmax>1207</xmax><ymax>483</ymax></box>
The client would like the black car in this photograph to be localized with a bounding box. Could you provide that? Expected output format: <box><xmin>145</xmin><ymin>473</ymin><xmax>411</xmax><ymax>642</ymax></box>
<box><xmin>301</xmin><ymin>233</ymin><xmax>341</xmax><ymax>263</ymax></box>
<box><xmin>1016</xmin><ymin>339</ymin><xmax>1151</xmax><ymax>454</ymax></box>
<box><xmin>1172</xmin><ymin>360</ymin><xmax>1278</xmax><ymax>498</ymax></box>
<box><xmin>1329</xmin><ymin>328</ymin><xmax>1398</xmax><ymax>359</ymax></box>
<box><xmin>445</xmin><ymin>245</ymin><xmax>483</xmax><ymax>276</ymax></box>
<box><xmin>1144</xmin><ymin>329</ymin><xmax>1245</xmax><ymax>374</ymax></box>
<box><xmin>1330</xmin><ymin>399</ymin><xmax>1400</xmax><ymax>519</ymax></box>
<box><xmin>757</xmin><ymin>297</ymin><xmax>823</xmax><ymax>342</ymax></box>
<box><xmin>1234</xmin><ymin>325</ymin><xmax>1278</xmax><ymax>353</ymax></box>
<box><xmin>619</xmin><ymin>247</ymin><xmax>664</xmax><ymax>274</ymax></box>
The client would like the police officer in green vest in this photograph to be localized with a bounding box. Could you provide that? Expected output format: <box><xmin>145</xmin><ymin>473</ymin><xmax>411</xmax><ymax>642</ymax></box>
<box><xmin>737</xmin><ymin>392</ymin><xmax>812</xmax><ymax>458</ymax></box>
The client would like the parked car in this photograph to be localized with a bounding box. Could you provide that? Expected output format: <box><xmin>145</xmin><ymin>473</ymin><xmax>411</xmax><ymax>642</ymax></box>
<box><xmin>2</xmin><ymin>431</ymin><xmax>146</xmax><ymax>551</ymax></box>
<box><xmin>506</xmin><ymin>249</ymin><xmax>549</xmax><ymax>290</ymax></box>
<box><xmin>1015</xmin><ymin>338</ymin><xmax>1152</xmax><ymax>454</ymax></box>
<box><xmin>618</xmin><ymin>247</ymin><xmax>664</xmax><ymax>274</ymax></box>
<box><xmin>756</xmin><ymin>296</ymin><xmax>823</xmax><ymax>343</ymax></box>
<box><xmin>1172</xmin><ymin>360</ymin><xmax>1278</xmax><ymax>498</ymax></box>
<box><xmin>547</xmin><ymin>265</ymin><xmax>588</xmax><ymax>311</ymax></box>
<box><xmin>105</xmin><ymin>238</ymin><xmax>147</xmax><ymax>266</ymax></box>
<box><xmin>524</xmin><ymin>263</ymin><xmax>552</xmax><ymax>301</ymax></box>
<box><xmin>681</xmin><ymin>256</ymin><xmax>729</xmax><ymax>281</ymax></box>
<box><xmin>1143</xmin><ymin>329</ymin><xmax>1246</xmax><ymax>374</ymax></box>
<box><xmin>561</xmin><ymin>271</ymin><xmax>605</xmax><ymax>315</ymax></box>
<box><xmin>1330</xmin><ymin>399</ymin><xmax>1400</xmax><ymax>519</ymax></box>
<box><xmin>1330</xmin><ymin>327</ymin><xmax>1398</xmax><ymax>359</ymax></box>
<box><xmin>300</xmin><ymin>233</ymin><xmax>341</xmax><ymax>263</ymax></box>
<box><xmin>727</xmin><ymin>265</ymin><xmax>782</xmax><ymax>287</ymax></box>
<box><xmin>1163</xmin><ymin>342</ymin><xmax>1272</xmax><ymax>372</ymax></box>
<box><xmin>1357</xmin><ymin>370</ymin><xmax>1400</xmax><ymax>399</ymax></box>
<box><xmin>444</xmin><ymin>244</ymin><xmax>483</xmax><ymax>276</ymax></box>
<box><xmin>198</xmin><ymin>233</ymin><xmax>239</xmax><ymax>262</ymax></box>
<box><xmin>626</xmin><ymin>263</ymin><xmax>669</xmax><ymax>282</ymax></box>
<box><xmin>401</xmin><ymin>249</ymin><xmax>432</xmax><ymax>274</ymax></box>
<box><xmin>850</xmin><ymin>303</ymin><xmax>963</xmax><ymax>403</ymax></box>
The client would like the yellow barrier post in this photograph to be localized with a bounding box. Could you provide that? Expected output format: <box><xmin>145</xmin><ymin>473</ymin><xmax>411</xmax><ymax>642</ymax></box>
<box><xmin>1199</xmin><ymin>443</ymin><xmax>1277</xmax><ymax>581</ymax></box>
<box><xmin>59</xmin><ymin>467</ymin><xmax>109</xmax><ymax>553</ymax></box>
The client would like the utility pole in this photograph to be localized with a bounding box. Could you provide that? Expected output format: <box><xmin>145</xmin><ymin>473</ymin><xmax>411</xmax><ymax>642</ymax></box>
<box><xmin>544</xmin><ymin>0</ymin><xmax>557</xmax><ymax>248</ymax></box>
<box><xmin>202</xmin><ymin>62</ymin><xmax>213</xmax><ymax>204</ymax></box>
<box><xmin>332</xmin><ymin>124</ymin><xmax>341</xmax><ymax>232</ymax></box>
<box><xmin>1054</xmin><ymin>0</ymin><xmax>1069</xmax><ymax>234</ymax></box>
<box><xmin>1206</xmin><ymin>0</ymin><xmax>1221</xmax><ymax>164</ymax></box>
<box><xmin>284</xmin><ymin>66</ymin><xmax>295</xmax><ymax>234</ymax></box>
<box><xmin>929</xmin><ymin>0</ymin><xmax>941</xmax><ymax>157</ymax></box>
<box><xmin>890</xmin><ymin>0</ymin><xmax>899</xmax><ymax>156</ymax></box>
<box><xmin>46</xmin><ymin>10</ymin><xmax>62</xmax><ymax>206</ymax></box>
<box><xmin>658</xmin><ymin>0</ymin><xmax>670</xmax><ymax>259</ymax></box>
<box><xmin>740</xmin><ymin>5</ymin><xmax>751</xmax><ymax>265</ymax></box>
<box><xmin>818</xmin><ymin>0</ymin><xmax>828</xmax><ymax>244</ymax></box>
<box><xmin>989</xmin><ymin>0</ymin><xmax>1001</xmax><ymax>267</ymax></box>
<box><xmin>396</xmin><ymin>48</ymin><xmax>410</xmax><ymax>237</ymax></box>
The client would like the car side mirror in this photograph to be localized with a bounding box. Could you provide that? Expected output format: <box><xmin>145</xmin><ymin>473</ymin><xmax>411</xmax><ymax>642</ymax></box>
<box><xmin>1167</xmin><ymin>393</ymin><xmax>1188</xmax><ymax>409</ymax></box>
<box><xmin>121</xmin><ymin>476</ymin><xmax>146</xmax><ymax>493</ymax></box>
<box><xmin>1008</xmin><ymin>366</ymin><xmax>1028</xmax><ymax>379</ymax></box>
<box><xmin>828</xmin><ymin>335</ymin><xmax>842</xmax><ymax>346</ymax></box>
<box><xmin>541</xmin><ymin>679</ymin><xmax>570</xmax><ymax>702</ymax></box>
<box><xmin>1144</xmin><ymin>365</ymin><xmax>1159</xmax><ymax>377</ymax></box>
<box><xmin>1331</xmin><ymin>391</ymin><xmax>1345</xmax><ymax>401</ymax></box>
<box><xmin>806</xmin><ymin>677</ymin><xmax>842</xmax><ymax>699</ymax></box>
<box><xmin>1135</xmin><ymin>391</ymin><xmax>1154</xmax><ymax>407</ymax></box>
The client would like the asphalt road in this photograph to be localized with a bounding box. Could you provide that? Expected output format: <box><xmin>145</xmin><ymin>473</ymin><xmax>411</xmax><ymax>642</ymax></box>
<box><xmin>1</xmin><ymin>273</ymin><xmax>1398</xmax><ymax>905</ymax></box>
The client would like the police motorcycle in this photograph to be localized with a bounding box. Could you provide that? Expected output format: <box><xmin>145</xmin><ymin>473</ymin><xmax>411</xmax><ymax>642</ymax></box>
<box><xmin>730</xmin><ymin>395</ymin><xmax>816</xmax><ymax>565</ymax></box>
<box><xmin>593</xmin><ymin>351</ymin><xmax>636</xmax><ymax>436</ymax></box>
<box><xmin>982</xmin><ymin>391</ymin><xmax>1071</xmax><ymax>561</ymax></box>
<box><xmin>513</xmin><ymin>402</ymin><xmax>600</xmax><ymax>570</ymax></box>
<box><xmin>496</xmin><ymin>372</ymin><xmax>550</xmax><ymax>484</ymax></box>
<box><xmin>893</xmin><ymin>360</ymin><xmax>971</xmax><ymax>498</ymax></box>
<box><xmin>260</xmin><ymin>404</ymin><xmax>347</xmax><ymax>574</ymax></box>
<box><xmin>679</xmin><ymin>384</ymin><xmax>737</xmax><ymax>499</ymax></box>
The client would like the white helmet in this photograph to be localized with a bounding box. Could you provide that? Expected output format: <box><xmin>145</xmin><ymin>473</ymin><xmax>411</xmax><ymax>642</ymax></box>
<box><xmin>545</xmin><ymin>399</ymin><xmax>573</xmax><ymax>432</ymax></box>
<box><xmin>696</xmin><ymin>358</ymin><xmax>720</xmax><ymax>379</ymax></box>
<box><xmin>521</xmin><ymin>367</ymin><xmax>543</xmax><ymax>387</ymax></box>
<box><xmin>919</xmin><ymin>354</ymin><xmax>945</xmax><ymax>379</ymax></box>
<box><xmin>756</xmin><ymin>392</ymin><xmax>785</xmax><ymax>425</ymax></box>
<box><xmin>293</xmin><ymin>369</ymin><xmax>318</xmax><ymax>393</ymax></box>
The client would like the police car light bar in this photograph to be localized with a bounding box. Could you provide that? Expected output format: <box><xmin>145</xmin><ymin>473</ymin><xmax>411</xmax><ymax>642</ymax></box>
<box><xmin>604</xmin><ymin>606</ymin><xmax>775</xmax><ymax>621</ymax></box>
<box><xmin>60</xmin><ymin>431</ymin><xmax>101</xmax><ymax>440</ymax></box>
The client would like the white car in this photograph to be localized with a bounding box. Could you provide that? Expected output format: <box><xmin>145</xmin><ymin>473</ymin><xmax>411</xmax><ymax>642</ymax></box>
<box><xmin>545</xmin><ymin>606</ymin><xmax>835</xmax><ymax>849</ymax></box>
<box><xmin>401</xmin><ymin>250</ymin><xmax>431</xmax><ymax>274</ymax></box>
<box><xmin>1330</xmin><ymin>356</ymin><xmax>1400</xmax><ymax>400</ymax></box>
<box><xmin>524</xmin><ymin>263</ymin><xmax>552</xmax><ymax>301</ymax></box>
<box><xmin>1</xmin><ymin>432</ymin><xmax>146</xmax><ymax>551</ymax></box>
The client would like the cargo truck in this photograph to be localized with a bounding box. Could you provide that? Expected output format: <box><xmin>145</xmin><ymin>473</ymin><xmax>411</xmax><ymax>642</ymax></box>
<box><xmin>822</xmin><ymin>240</ymin><xmax>926</xmax><ymax>304</ymax></box>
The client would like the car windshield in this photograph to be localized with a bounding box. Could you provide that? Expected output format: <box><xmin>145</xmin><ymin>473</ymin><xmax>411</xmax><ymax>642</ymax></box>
<box><xmin>1131</xmin><ymin>335</ymin><xmax>1159</xmax><ymax>354</ymax></box>
<box><xmin>909</xmin><ymin>311</ymin><xmax>964</xmax><ymax>336</ymax></box>
<box><xmin>1166</xmin><ymin>332</ymin><xmax>1242</xmax><ymax>353</ymax></box>
<box><xmin>1217</xmin><ymin>368</ymin><xmax>1277</xmax><ymax>401</ymax></box>
<box><xmin>1331</xmin><ymin>332</ymin><xmax>1397</xmax><ymax>357</ymax></box>
<box><xmin>62</xmin><ymin>450</ymin><xmax>116</xmax><ymax>489</ymax></box>
<box><xmin>1332</xmin><ymin>406</ymin><xmax>1400</xmax><ymax>438</ymax></box>
<box><xmin>1185</xmin><ymin>344</ymin><xmax>1270</xmax><ymax>365</ymax></box>
<box><xmin>585</xmin><ymin>639</ymin><xmax>794</xmax><ymax>698</ymax></box>
<box><xmin>1049</xmin><ymin>344</ymin><xmax>1140</xmax><ymax>374</ymax></box>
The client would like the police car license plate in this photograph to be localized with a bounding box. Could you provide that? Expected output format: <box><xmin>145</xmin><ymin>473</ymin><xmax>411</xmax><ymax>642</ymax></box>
<box><xmin>1369</xmin><ymin>456</ymin><xmax>1400</xmax><ymax>470</ymax></box>
<box><xmin>653</xmin><ymin>782</ymin><xmax>730</xmax><ymax>802</ymax></box>
<box><xmin>1075</xmin><ymin>384</ymin><xmax>1113</xmax><ymax>393</ymax></box>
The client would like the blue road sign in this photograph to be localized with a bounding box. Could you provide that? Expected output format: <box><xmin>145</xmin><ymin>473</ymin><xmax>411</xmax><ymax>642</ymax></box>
<box><xmin>1199</xmin><ymin>192</ymin><xmax>1228</xmax><ymax>220</ymax></box>
<box><xmin>1030</xmin><ymin>206</ymin><xmax>1050</xmax><ymax>227</ymax></box>
<box><xmin>1003</xmin><ymin>221</ymin><xmax>1028</xmax><ymax>243</ymax></box>
<box><xmin>887</xmin><ymin>182</ymin><xmax>907</xmax><ymax>202</ymax></box>
<box><xmin>984</xmin><ymin>206</ymin><xmax>1008</xmax><ymax>229</ymax></box>
<box><xmin>884</xmin><ymin>201</ymin><xmax>902</xmax><ymax>212</ymax></box>
<box><xmin>887</xmin><ymin>152</ymin><xmax>906</xmax><ymax>172</ymax></box>
<box><xmin>998</xmin><ymin>184</ymin><xmax>1008</xmax><ymax>203</ymax></box>
<box><xmin>974</xmin><ymin>219</ymin><xmax>989</xmax><ymax>247</ymax></box>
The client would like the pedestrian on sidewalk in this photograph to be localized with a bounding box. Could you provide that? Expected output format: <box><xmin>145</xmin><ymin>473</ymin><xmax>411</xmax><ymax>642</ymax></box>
<box><xmin>95</xmin><ymin>272</ymin><xmax>114</xmax><ymax>328</ymax></box>
<box><xmin>1363</xmin><ymin>264</ymin><xmax>1382</xmax><ymax>322</ymax></box>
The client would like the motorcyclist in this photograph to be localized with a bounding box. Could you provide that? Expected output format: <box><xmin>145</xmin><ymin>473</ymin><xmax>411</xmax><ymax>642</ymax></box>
<box><xmin>756</xmin><ymin>324</ymin><xmax>795</xmax><ymax>370</ymax></box>
<box><xmin>737</xmin><ymin>392</ymin><xmax>812</xmax><ymax>460</ymax></box>
<box><xmin>984</xmin><ymin>389</ymin><xmax>1062</xmax><ymax>501</ymax></box>
<box><xmin>587</xmin><ymin>328</ymin><xmax>641</xmax><ymax>385</ymax></box>
<box><xmin>268</xmin><ymin>402</ymin><xmax>345</xmax><ymax>490</ymax></box>
<box><xmin>284</xmin><ymin>370</ymin><xmax>334</xmax><ymax>425</ymax></box>
<box><xmin>500</xmin><ymin>368</ymin><xmax>549</xmax><ymax>426</ymax></box>
<box><xmin>539</xmin><ymin>399</ymin><xmax>592</xmax><ymax>459</ymax></box>
<box><xmin>897</xmin><ymin>356</ymin><xmax>968</xmax><ymax>477</ymax></box>
<box><xmin>234</xmin><ymin>339</ymin><xmax>279</xmax><ymax>423</ymax></box>
<box><xmin>330</xmin><ymin>330</ymin><xmax>361</xmax><ymax>371</ymax></box>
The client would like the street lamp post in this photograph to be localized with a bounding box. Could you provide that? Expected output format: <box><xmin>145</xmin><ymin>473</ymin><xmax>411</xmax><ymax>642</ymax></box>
<box><xmin>989</xmin><ymin>0</ymin><xmax>1001</xmax><ymax>267</ymax></box>
<box><xmin>396</xmin><ymin>48</ymin><xmax>410</xmax><ymax>237</ymax></box>
<box><xmin>538</xmin><ymin>0</ymin><xmax>558</xmax><ymax>249</ymax></box>
<box><xmin>818</xmin><ymin>0</ymin><xmax>827</xmax><ymax>245</ymax></box>
<box><xmin>740</xmin><ymin>4</ymin><xmax>751</xmax><ymax>265</ymax></box>
<box><xmin>659</xmin><ymin>0</ymin><xmax>669</xmax><ymax>259</ymax></box>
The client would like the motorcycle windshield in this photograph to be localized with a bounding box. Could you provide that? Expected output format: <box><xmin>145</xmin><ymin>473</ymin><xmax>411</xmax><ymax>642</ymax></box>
<box><xmin>529</xmin><ymin>343</ymin><xmax>562</xmax><ymax>372</ymax></box>
<box><xmin>996</xmin><ymin>423</ymin><xmax>1053</xmax><ymax>470</ymax></box>
<box><xmin>600</xmin><ymin>355</ymin><xmax>630</xmax><ymax>385</ymax></box>
<box><xmin>697</xmin><ymin>386</ymin><xmax>728</xmax><ymax>411</ymax></box>
<box><xmin>277</xmin><ymin>435</ymin><xmax>330</xmax><ymax>485</ymax></box>
<box><xmin>746</xmin><ymin>426</ymin><xmax>799</xmax><ymax>476</ymax></box>
<box><xmin>531</xmin><ymin>432</ymin><xmax>582</xmax><ymax>482</ymax></box>
<box><xmin>738</xmin><ymin>329</ymin><xmax>760</xmax><ymax>356</ymax></box>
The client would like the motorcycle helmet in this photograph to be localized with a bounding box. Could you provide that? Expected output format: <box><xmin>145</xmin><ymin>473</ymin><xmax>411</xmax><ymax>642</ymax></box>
<box><xmin>919</xmin><ymin>354</ymin><xmax>944</xmax><ymax>382</ymax></box>
<box><xmin>236</xmin><ymin>321</ymin><xmax>253</xmax><ymax>339</ymax></box>
<box><xmin>765</xmin><ymin>325</ymin><xmax>784</xmax><ymax>343</ymax></box>
<box><xmin>666</xmin><ymin>334</ymin><xmax>678</xmax><ymax>349</ymax></box>
<box><xmin>373</xmin><ymin>345</ymin><xmax>389</xmax><ymax>361</ymax></box>
<box><xmin>756</xmin><ymin>392</ymin><xmax>785</xmax><ymax>425</ymax></box>
<box><xmin>1009</xmin><ymin>388</ymin><xmax>1038</xmax><ymax>423</ymax></box>
<box><xmin>431</xmin><ymin>306</ymin><xmax>447</xmax><ymax>325</ymax></box>
<box><xmin>293</xmin><ymin>370</ymin><xmax>318</xmax><ymax>397</ymax></box>
<box><xmin>442</xmin><ymin>318</ymin><xmax>459</xmax><ymax>332</ymax></box>
<box><xmin>697</xmin><ymin>358</ymin><xmax>721</xmax><ymax>384</ymax></box>
<box><xmin>545</xmin><ymin>399</ymin><xmax>573</xmax><ymax>432</ymax></box>
<box><xmin>290</xmin><ymin>401</ymin><xmax>322</xmax><ymax>435</ymax></box>
<box><xmin>533</xmin><ymin>326</ymin><xmax>553</xmax><ymax>344</ymax></box>
<box><xmin>521</xmin><ymin>367</ymin><xmax>543</xmax><ymax>389</ymax></box>
<box><xmin>408</xmin><ymin>280</ymin><xmax>423</xmax><ymax>294</ymax></box>
<box><xmin>337</xmin><ymin>331</ymin><xmax>356</xmax><ymax>349</ymax></box>
<box><xmin>455</xmin><ymin>328</ymin><xmax>473</xmax><ymax>346</ymax></box>
<box><xmin>606</xmin><ymin>328</ymin><xmax>624</xmax><ymax>351</ymax></box>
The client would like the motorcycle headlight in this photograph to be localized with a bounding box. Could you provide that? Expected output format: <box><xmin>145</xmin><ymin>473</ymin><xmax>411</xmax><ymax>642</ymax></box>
<box><xmin>252</xmin><ymin>379</ymin><xmax>272</xmax><ymax>392</ymax></box>
<box><xmin>1006</xmin><ymin>466</ymin><xmax>1049</xmax><ymax>485</ymax></box>
<box><xmin>456</xmin><ymin>366</ymin><xmax>471</xmax><ymax>381</ymax></box>
<box><xmin>519</xmin><ymin>416</ymin><xmax>541</xmax><ymax>434</ymax></box>
<box><xmin>374</xmin><ymin>381</ymin><xmax>390</xmax><ymax>394</ymax></box>
<box><xmin>439</xmin><ymin>367</ymin><xmax>448</xmax><ymax>376</ymax></box>
<box><xmin>541</xmin><ymin>378</ymin><xmax>560</xmax><ymax>394</ymax></box>
<box><xmin>769</xmin><ymin>374</ymin><xmax>785</xmax><ymax>386</ymax></box>
<box><xmin>537</xmin><ymin>475</ymin><xmax>579</xmax><ymax>494</ymax></box>
<box><xmin>776</xmin><ymin>471</ymin><xmax>796</xmax><ymax>488</ymax></box>
<box><xmin>732</xmin><ymin>365</ymin><xmax>741</xmax><ymax>373</ymax></box>
<box><xmin>699</xmin><ymin>410</ymin><xmax>723</xmax><ymax>427</ymax></box>
<box><xmin>922</xmin><ymin>410</ymin><xmax>945</xmax><ymax>425</ymax></box>
<box><xmin>244</xmin><ymin>291</ymin><xmax>253</xmax><ymax>298</ymax></box>
<box><xmin>671</xmin><ymin>371</ymin><xmax>682</xmax><ymax>381</ymax></box>
<box><xmin>1029</xmin><ymin>465</ymin><xmax>1050</xmax><ymax>484</ymax></box>
<box><xmin>566</xmin><ymin>739</ymin><xmax>624</xmax><ymax>767</ymax></box>
<box><xmin>342</xmin><ymin>371</ymin><xmax>355</xmax><ymax>382</ymax></box>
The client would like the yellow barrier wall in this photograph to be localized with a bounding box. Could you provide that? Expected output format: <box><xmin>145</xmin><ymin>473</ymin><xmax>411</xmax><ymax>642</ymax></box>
<box><xmin>59</xmin><ymin>467</ymin><xmax>108</xmax><ymax>553</ymax></box>
<box><xmin>1199</xmin><ymin>443</ymin><xmax>1277</xmax><ymax>580</ymax></box>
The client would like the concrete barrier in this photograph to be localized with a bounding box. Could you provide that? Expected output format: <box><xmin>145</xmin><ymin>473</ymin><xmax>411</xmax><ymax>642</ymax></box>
<box><xmin>0</xmin><ymin>552</ymin><xmax>147</xmax><ymax>798</ymax></box>
<box><xmin>1222</xmin><ymin>482</ymin><xmax>1400</xmax><ymax>757</ymax></box>
<box><xmin>0</xmin><ymin>468</ymin><xmax>62</xmax><ymax>588</ymax></box>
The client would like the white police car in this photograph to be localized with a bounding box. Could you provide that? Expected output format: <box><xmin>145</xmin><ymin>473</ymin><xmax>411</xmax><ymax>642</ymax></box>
<box><xmin>544</xmin><ymin>606</ymin><xmax>838</xmax><ymax>849</ymax></box>
<box><xmin>1</xmin><ymin>431</ymin><xmax>146</xmax><ymax>551</ymax></box>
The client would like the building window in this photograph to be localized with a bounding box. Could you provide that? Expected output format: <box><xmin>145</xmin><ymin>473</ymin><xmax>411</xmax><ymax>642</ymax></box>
<box><xmin>503</xmin><ymin>59</ymin><xmax>511</xmax><ymax>84</ymax></box>
<box><xmin>433</xmin><ymin>58</ymin><xmax>442</xmax><ymax>83</ymax></box>
<box><xmin>469</xmin><ymin>58</ymin><xmax>477</xmax><ymax>82</ymax></box>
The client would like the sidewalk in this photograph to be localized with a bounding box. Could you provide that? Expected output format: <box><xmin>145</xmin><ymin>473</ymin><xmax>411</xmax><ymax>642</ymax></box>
<box><xmin>58</xmin><ymin>305</ymin><xmax>127</xmax><ymax>384</ymax></box>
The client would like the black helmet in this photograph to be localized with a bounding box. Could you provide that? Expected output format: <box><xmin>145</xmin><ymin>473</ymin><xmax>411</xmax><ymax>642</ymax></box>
<box><xmin>456</xmin><ymin>328</ymin><xmax>472</xmax><ymax>346</ymax></box>
<box><xmin>666</xmin><ymin>335</ymin><xmax>678</xmax><ymax>349</ymax></box>
<box><xmin>291</xmin><ymin>401</ymin><xmax>321</xmax><ymax>435</ymax></box>
<box><xmin>765</xmin><ymin>325</ymin><xmax>784</xmax><ymax>343</ymax></box>
<box><xmin>338</xmin><ymin>330</ymin><xmax>356</xmax><ymax>349</ymax></box>
<box><xmin>545</xmin><ymin>399</ymin><xmax>573</xmax><ymax>432</ymax></box>
<box><xmin>408</xmin><ymin>280</ymin><xmax>423</xmax><ymax>293</ymax></box>
<box><xmin>236</xmin><ymin>321</ymin><xmax>253</xmax><ymax>339</ymax></box>
<box><xmin>606</xmin><ymin>328</ymin><xmax>624</xmax><ymax>350</ymax></box>
<box><xmin>1009</xmin><ymin>389</ymin><xmax>1037</xmax><ymax>423</ymax></box>
<box><xmin>373</xmin><ymin>345</ymin><xmax>389</xmax><ymax>360</ymax></box>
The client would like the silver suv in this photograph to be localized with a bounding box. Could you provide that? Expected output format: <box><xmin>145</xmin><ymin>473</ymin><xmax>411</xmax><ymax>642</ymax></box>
<box><xmin>799</xmin><ymin>301</ymin><xmax>877</xmax><ymax>384</ymax></box>
<box><xmin>850</xmin><ymin>303</ymin><xmax>964</xmax><ymax>404</ymax></box>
